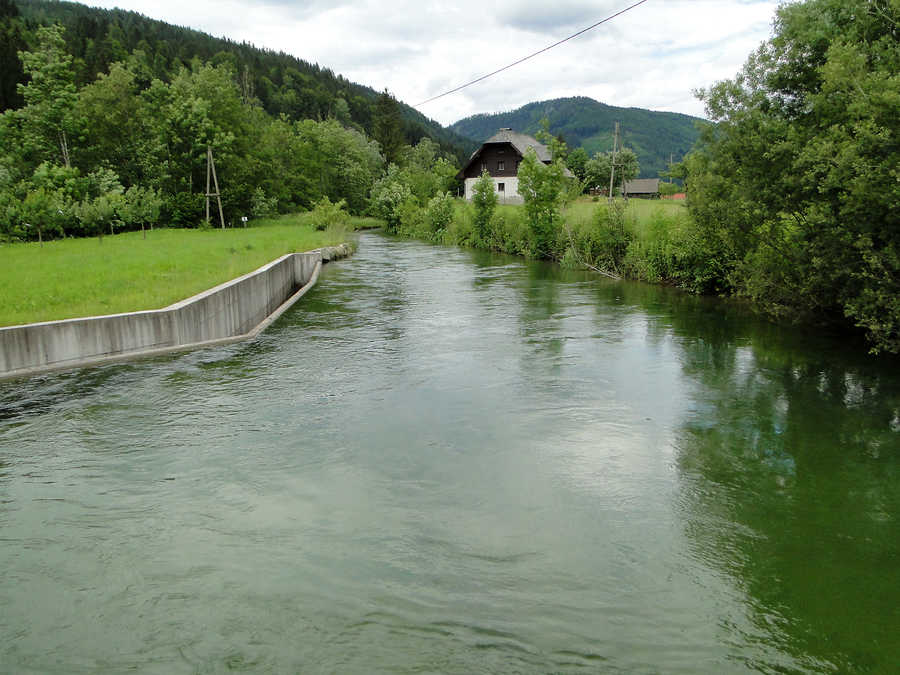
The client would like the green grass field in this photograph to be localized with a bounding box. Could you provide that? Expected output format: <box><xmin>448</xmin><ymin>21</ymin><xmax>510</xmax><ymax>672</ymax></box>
<box><xmin>562</xmin><ymin>197</ymin><xmax>690</xmax><ymax>235</ymax></box>
<box><xmin>0</xmin><ymin>219</ymin><xmax>364</xmax><ymax>327</ymax></box>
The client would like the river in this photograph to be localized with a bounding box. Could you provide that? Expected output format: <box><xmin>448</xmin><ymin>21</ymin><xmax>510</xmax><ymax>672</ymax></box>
<box><xmin>1</xmin><ymin>232</ymin><xmax>898</xmax><ymax>673</ymax></box>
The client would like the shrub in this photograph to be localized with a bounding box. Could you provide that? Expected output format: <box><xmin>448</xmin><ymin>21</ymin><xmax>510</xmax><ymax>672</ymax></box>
<box><xmin>370</xmin><ymin>166</ymin><xmax>412</xmax><ymax>232</ymax></box>
<box><xmin>425</xmin><ymin>192</ymin><xmax>454</xmax><ymax>238</ymax></box>
<box><xmin>250</xmin><ymin>187</ymin><xmax>278</xmax><ymax>218</ymax></box>
<box><xmin>471</xmin><ymin>171</ymin><xmax>497</xmax><ymax>244</ymax></box>
<box><xmin>309</xmin><ymin>195</ymin><xmax>350</xmax><ymax>231</ymax></box>
<box><xmin>397</xmin><ymin>198</ymin><xmax>427</xmax><ymax>238</ymax></box>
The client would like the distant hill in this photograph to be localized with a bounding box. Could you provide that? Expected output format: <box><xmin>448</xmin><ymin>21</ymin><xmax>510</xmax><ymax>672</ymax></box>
<box><xmin>450</xmin><ymin>97</ymin><xmax>704</xmax><ymax>178</ymax></box>
<box><xmin>10</xmin><ymin>0</ymin><xmax>475</xmax><ymax>161</ymax></box>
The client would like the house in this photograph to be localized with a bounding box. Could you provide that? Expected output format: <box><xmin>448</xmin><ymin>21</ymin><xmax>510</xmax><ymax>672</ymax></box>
<box><xmin>458</xmin><ymin>128</ymin><xmax>572</xmax><ymax>204</ymax></box>
<box><xmin>622</xmin><ymin>178</ymin><xmax>660</xmax><ymax>199</ymax></box>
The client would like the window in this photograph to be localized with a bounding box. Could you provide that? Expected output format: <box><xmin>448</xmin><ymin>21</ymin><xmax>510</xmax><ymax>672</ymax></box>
<box><xmin>498</xmin><ymin>161</ymin><xmax>505</xmax><ymax>171</ymax></box>
<box><xmin>481</xmin><ymin>162</ymin><xmax>485</xmax><ymax>173</ymax></box>
<box><xmin>498</xmin><ymin>182</ymin><xmax>505</xmax><ymax>192</ymax></box>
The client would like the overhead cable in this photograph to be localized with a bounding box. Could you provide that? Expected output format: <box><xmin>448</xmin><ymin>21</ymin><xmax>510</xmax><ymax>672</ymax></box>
<box><xmin>414</xmin><ymin>0</ymin><xmax>651</xmax><ymax>107</ymax></box>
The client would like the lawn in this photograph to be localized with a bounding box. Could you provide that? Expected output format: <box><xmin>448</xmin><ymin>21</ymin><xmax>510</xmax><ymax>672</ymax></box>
<box><xmin>0</xmin><ymin>218</ymin><xmax>367</xmax><ymax>327</ymax></box>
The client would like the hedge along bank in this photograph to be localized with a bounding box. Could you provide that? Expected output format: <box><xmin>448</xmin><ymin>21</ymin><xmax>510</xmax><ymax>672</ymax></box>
<box><xmin>0</xmin><ymin>243</ymin><xmax>353</xmax><ymax>380</ymax></box>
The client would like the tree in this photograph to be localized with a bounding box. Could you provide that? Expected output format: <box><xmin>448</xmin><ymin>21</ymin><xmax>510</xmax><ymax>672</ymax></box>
<box><xmin>75</xmin><ymin>193</ymin><xmax>121</xmax><ymax>242</ymax></box>
<box><xmin>15</xmin><ymin>24</ymin><xmax>80</xmax><ymax>168</ymax></box>
<box><xmin>76</xmin><ymin>62</ymin><xmax>143</xmax><ymax>186</ymax></box>
<box><xmin>584</xmin><ymin>148</ymin><xmax>639</xmax><ymax>192</ymax></box>
<box><xmin>123</xmin><ymin>185</ymin><xmax>161</xmax><ymax>237</ymax></box>
<box><xmin>370</xmin><ymin>164</ymin><xmax>412</xmax><ymax>231</ymax></box>
<box><xmin>373</xmin><ymin>89</ymin><xmax>405</xmax><ymax>165</ymax></box>
<box><xmin>689</xmin><ymin>0</ymin><xmax>900</xmax><ymax>352</ymax></box>
<box><xmin>21</xmin><ymin>187</ymin><xmax>65</xmax><ymax>245</ymax></box>
<box><xmin>517</xmin><ymin>148</ymin><xmax>567</xmax><ymax>257</ymax></box>
<box><xmin>397</xmin><ymin>137</ymin><xmax>457</xmax><ymax>205</ymax></box>
<box><xmin>0</xmin><ymin>0</ymin><xmax>26</xmax><ymax>111</ymax></box>
<box><xmin>471</xmin><ymin>171</ymin><xmax>497</xmax><ymax>244</ymax></box>
<box><xmin>566</xmin><ymin>147</ymin><xmax>589</xmax><ymax>185</ymax></box>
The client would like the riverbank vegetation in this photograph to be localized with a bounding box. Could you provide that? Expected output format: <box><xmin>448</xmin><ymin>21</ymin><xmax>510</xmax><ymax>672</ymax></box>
<box><xmin>685</xmin><ymin>0</ymin><xmax>899</xmax><ymax>353</ymax></box>
<box><xmin>376</xmin><ymin>0</ymin><xmax>899</xmax><ymax>354</ymax></box>
<box><xmin>2</xmin><ymin>0</ymin><xmax>896</xmax><ymax>354</ymax></box>
<box><xmin>0</xmin><ymin>219</ymin><xmax>357</xmax><ymax>326</ymax></box>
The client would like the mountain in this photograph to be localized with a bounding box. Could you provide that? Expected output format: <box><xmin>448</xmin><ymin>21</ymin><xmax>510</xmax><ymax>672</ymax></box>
<box><xmin>449</xmin><ymin>97</ymin><xmax>704</xmax><ymax>178</ymax></box>
<box><xmin>9</xmin><ymin>0</ymin><xmax>475</xmax><ymax>161</ymax></box>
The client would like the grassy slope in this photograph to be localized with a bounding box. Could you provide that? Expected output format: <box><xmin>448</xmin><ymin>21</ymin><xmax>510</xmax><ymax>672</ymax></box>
<box><xmin>0</xmin><ymin>220</ymin><xmax>359</xmax><ymax>327</ymax></box>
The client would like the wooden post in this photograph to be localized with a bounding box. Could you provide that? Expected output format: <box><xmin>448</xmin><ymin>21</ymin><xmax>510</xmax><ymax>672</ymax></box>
<box><xmin>205</xmin><ymin>146</ymin><xmax>225</xmax><ymax>229</ymax></box>
<box><xmin>205</xmin><ymin>146</ymin><xmax>211</xmax><ymax>226</ymax></box>
<box><xmin>608</xmin><ymin>121</ymin><xmax>619</xmax><ymax>204</ymax></box>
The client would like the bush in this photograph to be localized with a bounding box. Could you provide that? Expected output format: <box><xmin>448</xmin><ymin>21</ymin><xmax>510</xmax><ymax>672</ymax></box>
<box><xmin>471</xmin><ymin>171</ymin><xmax>497</xmax><ymax>244</ymax></box>
<box><xmin>397</xmin><ymin>198</ymin><xmax>427</xmax><ymax>238</ymax></box>
<box><xmin>166</xmin><ymin>191</ymin><xmax>204</xmax><ymax>228</ymax></box>
<box><xmin>309</xmin><ymin>195</ymin><xmax>350</xmax><ymax>231</ymax></box>
<box><xmin>370</xmin><ymin>166</ymin><xmax>413</xmax><ymax>232</ymax></box>
<box><xmin>250</xmin><ymin>187</ymin><xmax>278</xmax><ymax>218</ymax></box>
<box><xmin>425</xmin><ymin>192</ymin><xmax>454</xmax><ymax>238</ymax></box>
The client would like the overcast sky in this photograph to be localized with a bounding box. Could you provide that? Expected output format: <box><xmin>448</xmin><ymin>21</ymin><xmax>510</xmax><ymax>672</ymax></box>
<box><xmin>87</xmin><ymin>0</ymin><xmax>781</xmax><ymax>126</ymax></box>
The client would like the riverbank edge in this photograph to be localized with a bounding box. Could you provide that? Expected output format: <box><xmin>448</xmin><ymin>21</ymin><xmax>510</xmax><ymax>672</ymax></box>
<box><xmin>0</xmin><ymin>242</ymin><xmax>354</xmax><ymax>381</ymax></box>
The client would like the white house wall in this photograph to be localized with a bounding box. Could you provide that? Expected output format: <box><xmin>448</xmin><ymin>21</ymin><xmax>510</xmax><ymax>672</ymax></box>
<box><xmin>463</xmin><ymin>176</ymin><xmax>523</xmax><ymax>205</ymax></box>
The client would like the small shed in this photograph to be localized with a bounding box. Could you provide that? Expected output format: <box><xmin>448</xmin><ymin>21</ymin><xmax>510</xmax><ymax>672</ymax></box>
<box><xmin>622</xmin><ymin>178</ymin><xmax>660</xmax><ymax>199</ymax></box>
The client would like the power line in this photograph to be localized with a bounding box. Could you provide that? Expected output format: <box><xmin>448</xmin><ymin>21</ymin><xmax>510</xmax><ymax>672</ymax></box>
<box><xmin>414</xmin><ymin>0</ymin><xmax>651</xmax><ymax>108</ymax></box>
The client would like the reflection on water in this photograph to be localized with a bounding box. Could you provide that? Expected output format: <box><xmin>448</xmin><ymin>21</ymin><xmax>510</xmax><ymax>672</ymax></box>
<box><xmin>674</xmin><ymin>322</ymin><xmax>900</xmax><ymax>672</ymax></box>
<box><xmin>1</xmin><ymin>233</ymin><xmax>898</xmax><ymax>673</ymax></box>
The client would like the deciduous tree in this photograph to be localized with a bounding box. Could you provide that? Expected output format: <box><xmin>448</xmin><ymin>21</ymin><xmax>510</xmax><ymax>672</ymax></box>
<box><xmin>689</xmin><ymin>0</ymin><xmax>900</xmax><ymax>352</ymax></box>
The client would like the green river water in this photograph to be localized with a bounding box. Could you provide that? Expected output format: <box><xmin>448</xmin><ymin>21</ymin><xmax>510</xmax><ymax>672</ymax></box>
<box><xmin>1</xmin><ymin>233</ymin><xmax>899</xmax><ymax>673</ymax></box>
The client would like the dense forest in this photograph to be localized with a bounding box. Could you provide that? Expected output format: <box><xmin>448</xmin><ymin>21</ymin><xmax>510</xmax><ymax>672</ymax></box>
<box><xmin>450</xmin><ymin>97</ymin><xmax>701</xmax><ymax>179</ymax></box>
<box><xmin>0</xmin><ymin>0</ymin><xmax>468</xmax><ymax>239</ymax></box>
<box><xmin>4</xmin><ymin>0</ymin><xmax>474</xmax><ymax>158</ymax></box>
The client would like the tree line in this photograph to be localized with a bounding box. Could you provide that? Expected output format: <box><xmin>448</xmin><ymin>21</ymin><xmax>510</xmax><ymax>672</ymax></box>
<box><xmin>3</xmin><ymin>0</ymin><xmax>473</xmax><ymax>159</ymax></box>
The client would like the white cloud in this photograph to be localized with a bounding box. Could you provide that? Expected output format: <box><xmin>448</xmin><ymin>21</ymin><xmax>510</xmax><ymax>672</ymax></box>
<box><xmin>86</xmin><ymin>0</ymin><xmax>779</xmax><ymax>125</ymax></box>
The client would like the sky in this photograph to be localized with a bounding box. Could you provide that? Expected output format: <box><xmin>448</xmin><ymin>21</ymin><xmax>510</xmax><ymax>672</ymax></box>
<box><xmin>87</xmin><ymin>0</ymin><xmax>781</xmax><ymax>126</ymax></box>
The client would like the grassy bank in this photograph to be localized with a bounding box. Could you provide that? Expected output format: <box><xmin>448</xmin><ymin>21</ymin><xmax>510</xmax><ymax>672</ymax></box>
<box><xmin>391</xmin><ymin>196</ymin><xmax>712</xmax><ymax>291</ymax></box>
<box><xmin>0</xmin><ymin>218</ymin><xmax>367</xmax><ymax>327</ymax></box>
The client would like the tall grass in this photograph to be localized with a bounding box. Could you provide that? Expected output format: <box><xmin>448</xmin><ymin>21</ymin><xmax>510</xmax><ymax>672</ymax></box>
<box><xmin>391</xmin><ymin>194</ymin><xmax>715</xmax><ymax>291</ymax></box>
<box><xmin>0</xmin><ymin>220</ymin><xmax>362</xmax><ymax>327</ymax></box>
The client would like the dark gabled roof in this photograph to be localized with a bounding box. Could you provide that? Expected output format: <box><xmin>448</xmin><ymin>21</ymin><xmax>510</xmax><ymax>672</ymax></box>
<box><xmin>483</xmin><ymin>129</ymin><xmax>552</xmax><ymax>162</ymax></box>
<box><xmin>623</xmin><ymin>178</ymin><xmax>660</xmax><ymax>194</ymax></box>
<box><xmin>459</xmin><ymin>128</ymin><xmax>573</xmax><ymax>178</ymax></box>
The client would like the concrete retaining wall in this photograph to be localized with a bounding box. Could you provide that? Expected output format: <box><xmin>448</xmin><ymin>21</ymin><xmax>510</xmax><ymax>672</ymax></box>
<box><xmin>0</xmin><ymin>243</ymin><xmax>352</xmax><ymax>380</ymax></box>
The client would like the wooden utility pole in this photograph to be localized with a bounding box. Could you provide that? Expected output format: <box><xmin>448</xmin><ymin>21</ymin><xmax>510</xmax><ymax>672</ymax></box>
<box><xmin>608</xmin><ymin>121</ymin><xmax>619</xmax><ymax>204</ymax></box>
<box><xmin>669</xmin><ymin>153</ymin><xmax>674</xmax><ymax>183</ymax></box>
<box><xmin>205</xmin><ymin>145</ymin><xmax>225</xmax><ymax>229</ymax></box>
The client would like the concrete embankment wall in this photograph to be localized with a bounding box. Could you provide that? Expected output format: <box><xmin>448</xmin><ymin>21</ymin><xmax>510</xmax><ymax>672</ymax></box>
<box><xmin>0</xmin><ymin>243</ymin><xmax>352</xmax><ymax>380</ymax></box>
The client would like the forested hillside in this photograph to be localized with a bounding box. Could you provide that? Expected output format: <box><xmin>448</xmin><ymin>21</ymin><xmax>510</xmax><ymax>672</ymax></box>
<box><xmin>0</xmin><ymin>0</ymin><xmax>467</xmax><ymax>241</ymax></box>
<box><xmin>450</xmin><ymin>97</ymin><xmax>701</xmax><ymax>179</ymax></box>
<box><xmin>3</xmin><ymin>0</ymin><xmax>474</xmax><ymax>159</ymax></box>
